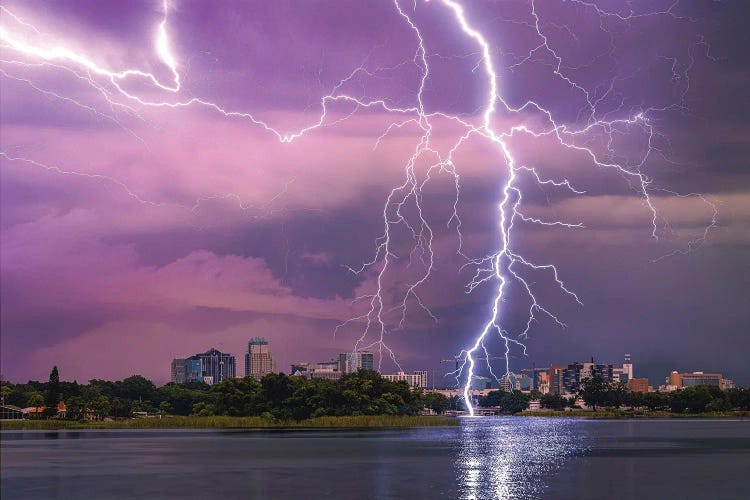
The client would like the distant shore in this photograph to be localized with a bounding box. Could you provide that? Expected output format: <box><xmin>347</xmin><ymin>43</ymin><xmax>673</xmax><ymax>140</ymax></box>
<box><xmin>520</xmin><ymin>410</ymin><xmax>750</xmax><ymax>419</ymax></box>
<box><xmin>0</xmin><ymin>415</ymin><xmax>459</xmax><ymax>431</ymax></box>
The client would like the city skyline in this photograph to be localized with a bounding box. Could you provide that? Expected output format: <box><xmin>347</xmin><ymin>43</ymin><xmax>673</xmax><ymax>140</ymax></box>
<box><xmin>1</xmin><ymin>1</ymin><xmax>748</xmax><ymax>387</ymax></box>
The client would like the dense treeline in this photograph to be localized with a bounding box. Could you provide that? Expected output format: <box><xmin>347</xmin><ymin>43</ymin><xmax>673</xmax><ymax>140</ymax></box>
<box><xmin>1</xmin><ymin>368</ymin><xmax>458</xmax><ymax>421</ymax></box>
<box><xmin>477</xmin><ymin>390</ymin><xmax>531</xmax><ymax>414</ymax></box>
<box><xmin>542</xmin><ymin>375</ymin><xmax>750</xmax><ymax>413</ymax></box>
<box><xmin>4</xmin><ymin>369</ymin><xmax>748</xmax><ymax>420</ymax></box>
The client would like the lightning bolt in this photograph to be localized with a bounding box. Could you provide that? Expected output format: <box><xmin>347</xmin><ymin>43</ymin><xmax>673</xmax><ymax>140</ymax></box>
<box><xmin>0</xmin><ymin>0</ymin><xmax>719</xmax><ymax>418</ymax></box>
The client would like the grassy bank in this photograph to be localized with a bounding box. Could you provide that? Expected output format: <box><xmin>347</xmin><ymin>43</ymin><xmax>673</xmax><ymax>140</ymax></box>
<box><xmin>1</xmin><ymin>415</ymin><xmax>459</xmax><ymax>431</ymax></box>
<box><xmin>520</xmin><ymin>409</ymin><xmax>750</xmax><ymax>419</ymax></box>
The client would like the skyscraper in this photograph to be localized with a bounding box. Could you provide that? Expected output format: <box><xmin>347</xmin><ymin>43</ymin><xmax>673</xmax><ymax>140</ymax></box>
<box><xmin>338</xmin><ymin>351</ymin><xmax>375</xmax><ymax>373</ymax></box>
<box><xmin>172</xmin><ymin>349</ymin><xmax>235</xmax><ymax>385</ymax></box>
<box><xmin>171</xmin><ymin>358</ymin><xmax>186</xmax><ymax>384</ymax></box>
<box><xmin>190</xmin><ymin>348</ymin><xmax>235</xmax><ymax>384</ymax></box>
<box><xmin>245</xmin><ymin>337</ymin><xmax>276</xmax><ymax>379</ymax></box>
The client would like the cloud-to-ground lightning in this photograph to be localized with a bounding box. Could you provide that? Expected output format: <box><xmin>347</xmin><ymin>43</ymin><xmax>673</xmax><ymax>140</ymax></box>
<box><xmin>0</xmin><ymin>0</ymin><xmax>719</xmax><ymax>417</ymax></box>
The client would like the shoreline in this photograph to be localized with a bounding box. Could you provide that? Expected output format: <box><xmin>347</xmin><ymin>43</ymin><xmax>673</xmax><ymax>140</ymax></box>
<box><xmin>520</xmin><ymin>410</ymin><xmax>750</xmax><ymax>419</ymax></box>
<box><xmin>0</xmin><ymin>415</ymin><xmax>459</xmax><ymax>431</ymax></box>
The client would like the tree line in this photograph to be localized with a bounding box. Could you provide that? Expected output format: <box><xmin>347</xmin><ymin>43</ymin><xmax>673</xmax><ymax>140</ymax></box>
<box><xmin>1</xmin><ymin>367</ymin><xmax>460</xmax><ymax>420</ymax></box>
<box><xmin>4</xmin><ymin>368</ymin><xmax>748</xmax><ymax>419</ymax></box>
<box><xmin>537</xmin><ymin>375</ymin><xmax>750</xmax><ymax>413</ymax></box>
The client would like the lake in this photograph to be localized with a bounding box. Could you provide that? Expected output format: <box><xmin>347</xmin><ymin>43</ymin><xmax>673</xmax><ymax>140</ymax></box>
<box><xmin>2</xmin><ymin>418</ymin><xmax>749</xmax><ymax>499</ymax></box>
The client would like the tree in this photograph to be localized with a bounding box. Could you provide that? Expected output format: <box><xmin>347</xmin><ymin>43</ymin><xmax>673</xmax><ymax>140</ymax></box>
<box><xmin>642</xmin><ymin>391</ymin><xmax>668</xmax><ymax>411</ymax></box>
<box><xmin>540</xmin><ymin>393</ymin><xmax>567</xmax><ymax>411</ymax></box>
<box><xmin>159</xmin><ymin>401</ymin><xmax>172</xmax><ymax>415</ymax></box>
<box><xmin>423</xmin><ymin>393</ymin><xmax>450</xmax><ymax>414</ymax></box>
<box><xmin>27</xmin><ymin>391</ymin><xmax>44</xmax><ymax>408</ymax></box>
<box><xmin>1</xmin><ymin>384</ymin><xmax>11</xmax><ymax>404</ymax></box>
<box><xmin>500</xmin><ymin>390</ymin><xmax>531</xmax><ymax>414</ymax></box>
<box><xmin>478</xmin><ymin>390</ymin><xmax>506</xmax><ymax>408</ymax></box>
<box><xmin>191</xmin><ymin>401</ymin><xmax>216</xmax><ymax>416</ymax></box>
<box><xmin>116</xmin><ymin>375</ymin><xmax>156</xmax><ymax>402</ymax></box>
<box><xmin>727</xmin><ymin>388</ymin><xmax>750</xmax><ymax>411</ymax></box>
<box><xmin>91</xmin><ymin>395</ymin><xmax>112</xmax><ymax>420</ymax></box>
<box><xmin>669</xmin><ymin>385</ymin><xmax>726</xmax><ymax>414</ymax></box>
<box><xmin>579</xmin><ymin>375</ymin><xmax>609</xmax><ymax>410</ymax></box>
<box><xmin>212</xmin><ymin>376</ymin><xmax>262</xmax><ymax>416</ymax></box>
<box><xmin>43</xmin><ymin>366</ymin><xmax>61</xmax><ymax>417</ymax></box>
<box><xmin>65</xmin><ymin>396</ymin><xmax>86</xmax><ymax>420</ymax></box>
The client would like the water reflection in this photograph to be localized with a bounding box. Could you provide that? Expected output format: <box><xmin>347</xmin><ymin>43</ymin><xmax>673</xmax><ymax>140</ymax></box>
<box><xmin>455</xmin><ymin>417</ymin><xmax>586</xmax><ymax>499</ymax></box>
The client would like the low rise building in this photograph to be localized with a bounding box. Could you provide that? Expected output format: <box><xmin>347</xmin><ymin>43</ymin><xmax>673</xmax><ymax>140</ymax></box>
<box><xmin>1</xmin><ymin>404</ymin><xmax>24</xmax><ymax>420</ymax></box>
<box><xmin>628</xmin><ymin>378</ymin><xmax>649</xmax><ymax>393</ymax></box>
<box><xmin>668</xmin><ymin>371</ymin><xmax>723</xmax><ymax>389</ymax></box>
<box><xmin>383</xmin><ymin>371</ymin><xmax>428</xmax><ymax>389</ymax></box>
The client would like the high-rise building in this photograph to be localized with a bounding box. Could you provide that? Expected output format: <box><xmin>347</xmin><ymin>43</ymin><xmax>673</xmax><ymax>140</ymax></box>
<box><xmin>338</xmin><ymin>351</ymin><xmax>375</xmax><ymax>373</ymax></box>
<box><xmin>622</xmin><ymin>353</ymin><xmax>633</xmax><ymax>381</ymax></box>
<box><xmin>171</xmin><ymin>349</ymin><xmax>234</xmax><ymax>385</ymax></box>
<box><xmin>171</xmin><ymin>358</ymin><xmax>186</xmax><ymax>384</ymax></box>
<box><xmin>548</xmin><ymin>365</ymin><xmax>567</xmax><ymax>395</ymax></box>
<box><xmin>613</xmin><ymin>353</ymin><xmax>634</xmax><ymax>383</ymax></box>
<box><xmin>562</xmin><ymin>360</ymin><xmax>614</xmax><ymax>394</ymax></box>
<box><xmin>185</xmin><ymin>358</ymin><xmax>202</xmax><ymax>382</ymax></box>
<box><xmin>245</xmin><ymin>337</ymin><xmax>276</xmax><ymax>379</ymax></box>
<box><xmin>190</xmin><ymin>348</ymin><xmax>235</xmax><ymax>385</ymax></box>
<box><xmin>523</xmin><ymin>367</ymin><xmax>551</xmax><ymax>393</ymax></box>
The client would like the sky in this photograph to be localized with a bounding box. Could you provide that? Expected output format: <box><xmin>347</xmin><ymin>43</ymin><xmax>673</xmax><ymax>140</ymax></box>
<box><xmin>1</xmin><ymin>0</ymin><xmax>748</xmax><ymax>387</ymax></box>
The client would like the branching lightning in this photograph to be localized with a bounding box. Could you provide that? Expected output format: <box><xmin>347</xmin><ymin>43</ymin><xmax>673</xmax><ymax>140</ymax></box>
<box><xmin>0</xmin><ymin>0</ymin><xmax>718</xmax><ymax>416</ymax></box>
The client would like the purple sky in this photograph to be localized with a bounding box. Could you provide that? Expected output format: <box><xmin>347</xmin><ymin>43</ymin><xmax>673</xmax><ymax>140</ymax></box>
<box><xmin>1</xmin><ymin>0</ymin><xmax>748</xmax><ymax>386</ymax></box>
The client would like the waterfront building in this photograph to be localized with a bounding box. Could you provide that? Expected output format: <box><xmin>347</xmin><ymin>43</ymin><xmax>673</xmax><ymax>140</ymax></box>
<box><xmin>668</xmin><ymin>371</ymin><xmax>723</xmax><ymax>389</ymax></box>
<box><xmin>383</xmin><ymin>371</ymin><xmax>428</xmax><ymax>389</ymax></box>
<box><xmin>628</xmin><ymin>378</ymin><xmax>649</xmax><ymax>393</ymax></box>
<box><xmin>721</xmin><ymin>378</ymin><xmax>735</xmax><ymax>390</ymax></box>
<box><xmin>245</xmin><ymin>337</ymin><xmax>276</xmax><ymax>380</ymax></box>
<box><xmin>1</xmin><ymin>404</ymin><xmax>24</xmax><ymax>420</ymax></box>
<box><xmin>338</xmin><ymin>351</ymin><xmax>375</xmax><ymax>373</ymax></box>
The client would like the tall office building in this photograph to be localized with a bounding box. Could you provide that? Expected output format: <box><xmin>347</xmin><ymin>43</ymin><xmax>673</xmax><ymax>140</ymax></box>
<box><xmin>191</xmin><ymin>348</ymin><xmax>235</xmax><ymax>385</ymax></box>
<box><xmin>622</xmin><ymin>353</ymin><xmax>633</xmax><ymax>380</ymax></box>
<box><xmin>548</xmin><ymin>365</ymin><xmax>567</xmax><ymax>395</ymax></box>
<box><xmin>171</xmin><ymin>358</ymin><xmax>187</xmax><ymax>384</ymax></box>
<box><xmin>172</xmin><ymin>349</ymin><xmax>235</xmax><ymax>385</ymax></box>
<box><xmin>562</xmin><ymin>360</ymin><xmax>614</xmax><ymax>394</ymax></box>
<box><xmin>245</xmin><ymin>337</ymin><xmax>276</xmax><ymax>379</ymax></box>
<box><xmin>338</xmin><ymin>351</ymin><xmax>375</xmax><ymax>373</ymax></box>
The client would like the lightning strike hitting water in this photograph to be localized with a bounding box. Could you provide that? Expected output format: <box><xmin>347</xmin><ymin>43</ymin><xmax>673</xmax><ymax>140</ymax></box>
<box><xmin>0</xmin><ymin>0</ymin><xmax>718</xmax><ymax>416</ymax></box>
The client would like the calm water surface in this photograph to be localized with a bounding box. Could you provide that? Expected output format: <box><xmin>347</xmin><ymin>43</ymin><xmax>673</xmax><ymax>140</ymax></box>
<box><xmin>2</xmin><ymin>418</ymin><xmax>749</xmax><ymax>499</ymax></box>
